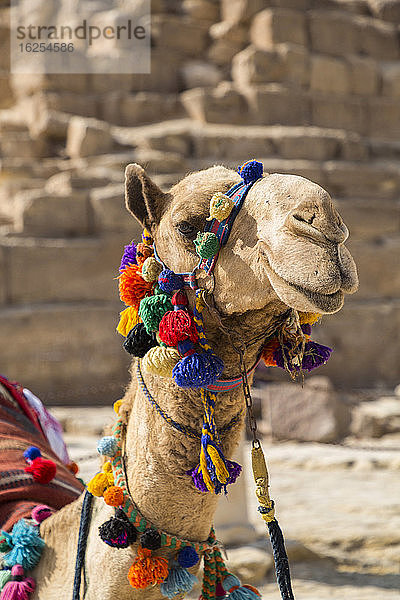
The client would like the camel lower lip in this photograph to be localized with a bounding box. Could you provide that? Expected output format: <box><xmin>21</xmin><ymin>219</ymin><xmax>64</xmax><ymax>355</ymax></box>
<box><xmin>288</xmin><ymin>280</ymin><xmax>344</xmax><ymax>312</ymax></box>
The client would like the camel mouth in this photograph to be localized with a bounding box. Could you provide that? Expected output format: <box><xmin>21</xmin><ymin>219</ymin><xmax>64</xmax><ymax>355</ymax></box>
<box><xmin>285</xmin><ymin>278</ymin><xmax>344</xmax><ymax>313</ymax></box>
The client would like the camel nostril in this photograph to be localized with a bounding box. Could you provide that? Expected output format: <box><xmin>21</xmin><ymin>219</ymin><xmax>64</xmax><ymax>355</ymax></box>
<box><xmin>293</xmin><ymin>213</ymin><xmax>316</xmax><ymax>226</ymax></box>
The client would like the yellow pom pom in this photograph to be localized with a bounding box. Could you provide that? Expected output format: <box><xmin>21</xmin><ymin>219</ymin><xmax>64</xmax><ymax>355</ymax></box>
<box><xmin>113</xmin><ymin>399</ymin><xmax>123</xmax><ymax>414</ymax></box>
<box><xmin>117</xmin><ymin>306</ymin><xmax>139</xmax><ymax>337</ymax></box>
<box><xmin>142</xmin><ymin>346</ymin><xmax>181</xmax><ymax>378</ymax></box>
<box><xmin>101</xmin><ymin>461</ymin><xmax>115</xmax><ymax>486</ymax></box>
<box><xmin>298</xmin><ymin>312</ymin><xmax>321</xmax><ymax>325</ymax></box>
<box><xmin>141</xmin><ymin>257</ymin><xmax>162</xmax><ymax>282</ymax></box>
<box><xmin>103</xmin><ymin>485</ymin><xmax>124</xmax><ymax>507</ymax></box>
<box><xmin>87</xmin><ymin>472</ymin><xmax>109</xmax><ymax>497</ymax></box>
<box><xmin>207</xmin><ymin>192</ymin><xmax>234</xmax><ymax>221</ymax></box>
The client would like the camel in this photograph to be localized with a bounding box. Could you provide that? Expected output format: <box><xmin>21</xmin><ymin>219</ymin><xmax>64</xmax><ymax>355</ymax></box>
<box><xmin>29</xmin><ymin>162</ymin><xmax>358</xmax><ymax>600</ymax></box>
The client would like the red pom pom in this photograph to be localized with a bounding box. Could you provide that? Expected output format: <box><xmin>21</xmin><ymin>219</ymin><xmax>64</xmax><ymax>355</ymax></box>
<box><xmin>171</xmin><ymin>290</ymin><xmax>188</xmax><ymax>307</ymax></box>
<box><xmin>119</xmin><ymin>265</ymin><xmax>153</xmax><ymax>309</ymax></box>
<box><xmin>25</xmin><ymin>457</ymin><xmax>56</xmax><ymax>484</ymax></box>
<box><xmin>158</xmin><ymin>310</ymin><xmax>198</xmax><ymax>346</ymax></box>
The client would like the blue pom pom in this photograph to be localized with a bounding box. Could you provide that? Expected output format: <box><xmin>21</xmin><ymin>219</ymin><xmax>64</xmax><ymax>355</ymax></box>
<box><xmin>160</xmin><ymin>564</ymin><xmax>197</xmax><ymax>599</ymax></box>
<box><xmin>173</xmin><ymin>351</ymin><xmax>224</xmax><ymax>388</ymax></box>
<box><xmin>23</xmin><ymin>446</ymin><xmax>41</xmax><ymax>461</ymax></box>
<box><xmin>238</xmin><ymin>160</ymin><xmax>263</xmax><ymax>184</ymax></box>
<box><xmin>97</xmin><ymin>436</ymin><xmax>118</xmax><ymax>457</ymax></box>
<box><xmin>222</xmin><ymin>575</ymin><xmax>241</xmax><ymax>592</ymax></box>
<box><xmin>177</xmin><ymin>546</ymin><xmax>199</xmax><ymax>568</ymax></box>
<box><xmin>2</xmin><ymin>519</ymin><xmax>45</xmax><ymax>570</ymax></box>
<box><xmin>158</xmin><ymin>269</ymin><xmax>184</xmax><ymax>294</ymax></box>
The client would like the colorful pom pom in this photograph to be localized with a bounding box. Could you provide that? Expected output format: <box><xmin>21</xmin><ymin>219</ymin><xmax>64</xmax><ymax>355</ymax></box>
<box><xmin>23</xmin><ymin>447</ymin><xmax>41</xmax><ymax>463</ymax></box>
<box><xmin>136</xmin><ymin>243</ymin><xmax>153</xmax><ymax>267</ymax></box>
<box><xmin>160</xmin><ymin>563</ymin><xmax>197</xmax><ymax>599</ymax></box>
<box><xmin>139</xmin><ymin>294</ymin><xmax>173</xmax><ymax>334</ymax></box>
<box><xmin>0</xmin><ymin>570</ymin><xmax>11</xmax><ymax>591</ymax></box>
<box><xmin>177</xmin><ymin>547</ymin><xmax>199</xmax><ymax>568</ymax></box>
<box><xmin>117</xmin><ymin>306</ymin><xmax>139</xmax><ymax>337</ymax></box>
<box><xmin>67</xmin><ymin>461</ymin><xmax>79</xmax><ymax>475</ymax></box>
<box><xmin>140</xmin><ymin>529</ymin><xmax>161</xmax><ymax>551</ymax></box>
<box><xmin>141</xmin><ymin>257</ymin><xmax>162</xmax><ymax>282</ymax></box>
<box><xmin>222</xmin><ymin>574</ymin><xmax>261</xmax><ymax>600</ymax></box>
<box><xmin>298</xmin><ymin>311</ymin><xmax>321</xmax><ymax>325</ymax></box>
<box><xmin>171</xmin><ymin>291</ymin><xmax>188</xmax><ymax>307</ymax></box>
<box><xmin>103</xmin><ymin>486</ymin><xmax>124</xmax><ymax>507</ymax></box>
<box><xmin>0</xmin><ymin>565</ymin><xmax>35</xmax><ymax>600</ymax></box>
<box><xmin>24</xmin><ymin>457</ymin><xmax>56</xmax><ymax>484</ymax></box>
<box><xmin>123</xmin><ymin>323</ymin><xmax>157</xmax><ymax>357</ymax></box>
<box><xmin>119</xmin><ymin>242</ymin><xmax>137</xmax><ymax>271</ymax></box>
<box><xmin>261</xmin><ymin>338</ymin><xmax>280</xmax><ymax>367</ymax></box>
<box><xmin>119</xmin><ymin>264</ymin><xmax>153</xmax><ymax>309</ymax></box>
<box><xmin>194</xmin><ymin>232</ymin><xmax>220</xmax><ymax>260</ymax></box>
<box><xmin>142</xmin><ymin>346</ymin><xmax>181</xmax><ymax>378</ymax></box>
<box><xmin>99</xmin><ymin>508</ymin><xmax>137</xmax><ymax>549</ymax></box>
<box><xmin>207</xmin><ymin>192</ymin><xmax>234</xmax><ymax>222</ymax></box>
<box><xmin>188</xmin><ymin>459</ymin><xmax>241</xmax><ymax>495</ymax></box>
<box><xmin>87</xmin><ymin>472</ymin><xmax>109</xmax><ymax>497</ymax></box>
<box><xmin>158</xmin><ymin>310</ymin><xmax>198</xmax><ymax>347</ymax></box>
<box><xmin>158</xmin><ymin>269</ymin><xmax>184</xmax><ymax>294</ymax></box>
<box><xmin>0</xmin><ymin>532</ymin><xmax>13</xmax><ymax>553</ymax></box>
<box><xmin>97</xmin><ymin>436</ymin><xmax>118</xmax><ymax>457</ymax></box>
<box><xmin>31</xmin><ymin>505</ymin><xmax>53</xmax><ymax>525</ymax></box>
<box><xmin>127</xmin><ymin>547</ymin><xmax>168</xmax><ymax>589</ymax></box>
<box><xmin>2</xmin><ymin>520</ymin><xmax>45</xmax><ymax>570</ymax></box>
<box><xmin>301</xmin><ymin>341</ymin><xmax>332</xmax><ymax>372</ymax></box>
<box><xmin>142</xmin><ymin>228</ymin><xmax>153</xmax><ymax>245</ymax></box>
<box><xmin>173</xmin><ymin>351</ymin><xmax>224</xmax><ymax>388</ymax></box>
<box><xmin>237</xmin><ymin>160</ymin><xmax>263</xmax><ymax>184</ymax></box>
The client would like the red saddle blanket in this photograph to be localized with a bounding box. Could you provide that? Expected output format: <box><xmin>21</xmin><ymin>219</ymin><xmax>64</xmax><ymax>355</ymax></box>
<box><xmin>0</xmin><ymin>375</ymin><xmax>84</xmax><ymax>531</ymax></box>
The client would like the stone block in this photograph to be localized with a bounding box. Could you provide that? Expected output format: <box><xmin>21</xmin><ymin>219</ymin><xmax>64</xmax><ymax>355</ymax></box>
<box><xmin>310</xmin><ymin>55</ymin><xmax>351</xmax><ymax>94</ymax></box>
<box><xmin>2</xmin><ymin>234</ymin><xmax>127</xmax><ymax>304</ymax></box>
<box><xmin>0</xmin><ymin>303</ymin><xmax>130</xmax><ymax>405</ymax></box>
<box><xmin>181</xmin><ymin>84</ymin><xmax>249</xmax><ymax>124</ymax></box>
<box><xmin>381</xmin><ymin>62</ymin><xmax>400</xmax><ymax>96</ymax></box>
<box><xmin>367</xmin><ymin>97</ymin><xmax>400</xmax><ymax>139</ymax></box>
<box><xmin>183</xmin><ymin>0</ymin><xmax>220</xmax><ymax>21</ymax></box>
<box><xmin>351</xmin><ymin>397</ymin><xmax>400</xmax><ymax>437</ymax></box>
<box><xmin>44</xmin><ymin>171</ymin><xmax>117</xmax><ymax>196</ymax></box>
<box><xmin>313</xmin><ymin>300</ymin><xmax>400</xmax><ymax>388</ymax></box>
<box><xmin>221</xmin><ymin>0</ymin><xmax>267</xmax><ymax>24</ymax></box>
<box><xmin>250</xmin><ymin>8</ymin><xmax>307</xmax><ymax>50</ymax></box>
<box><xmin>348</xmin><ymin>56</ymin><xmax>380</xmax><ymax>95</ymax></box>
<box><xmin>91</xmin><ymin>184</ymin><xmax>142</xmax><ymax>235</ymax></box>
<box><xmin>325</xmin><ymin>160</ymin><xmax>400</xmax><ymax>198</ymax></box>
<box><xmin>309</xmin><ymin>10</ymin><xmax>359</xmax><ymax>57</ymax></box>
<box><xmin>275</xmin><ymin>127</ymin><xmax>340</xmax><ymax>160</ymax></box>
<box><xmin>245</xmin><ymin>84</ymin><xmax>310</xmax><ymax>126</ymax></box>
<box><xmin>346</xmin><ymin>236</ymin><xmax>400</xmax><ymax>298</ymax></box>
<box><xmin>0</xmin><ymin>132</ymin><xmax>47</xmax><ymax>160</ymax></box>
<box><xmin>208</xmin><ymin>38</ymin><xmax>246</xmax><ymax>66</ymax></box>
<box><xmin>0</xmin><ymin>74</ymin><xmax>14</xmax><ymax>109</ymax></box>
<box><xmin>260</xmin><ymin>377</ymin><xmax>350</xmax><ymax>442</ymax></box>
<box><xmin>28</xmin><ymin>110</ymin><xmax>70</xmax><ymax>141</ymax></box>
<box><xmin>128</xmin><ymin>48</ymin><xmax>181</xmax><ymax>93</ymax></box>
<box><xmin>66</xmin><ymin>117</ymin><xmax>114</xmax><ymax>158</ymax></box>
<box><xmin>232</xmin><ymin>45</ymin><xmax>286</xmax><ymax>86</ymax></box>
<box><xmin>278</xmin><ymin>43</ymin><xmax>310</xmax><ymax>87</ymax></box>
<box><xmin>116</xmin><ymin>93</ymin><xmax>182</xmax><ymax>127</ymax></box>
<box><xmin>312</xmin><ymin>95</ymin><xmax>367</xmax><ymax>134</ymax></box>
<box><xmin>333</xmin><ymin>198</ymin><xmax>400</xmax><ymax>240</ymax></box>
<box><xmin>180</xmin><ymin>61</ymin><xmax>223</xmax><ymax>89</ymax></box>
<box><xmin>369</xmin><ymin>0</ymin><xmax>400</xmax><ymax>23</ymax></box>
<box><xmin>152</xmin><ymin>15</ymin><xmax>208</xmax><ymax>57</ymax></box>
<box><xmin>358</xmin><ymin>16</ymin><xmax>399</xmax><ymax>60</ymax></box>
<box><xmin>210</xmin><ymin>20</ymin><xmax>248</xmax><ymax>44</ymax></box>
<box><xmin>35</xmin><ymin>91</ymin><xmax>98</xmax><ymax>118</ymax></box>
<box><xmin>0</xmin><ymin>246</ymin><xmax>6</xmax><ymax>304</ymax></box>
<box><xmin>192</xmin><ymin>124</ymin><xmax>275</xmax><ymax>159</ymax></box>
<box><xmin>13</xmin><ymin>190</ymin><xmax>90</xmax><ymax>237</ymax></box>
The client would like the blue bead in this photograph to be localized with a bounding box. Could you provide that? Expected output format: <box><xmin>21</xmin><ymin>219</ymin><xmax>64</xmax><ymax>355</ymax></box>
<box><xmin>23</xmin><ymin>446</ymin><xmax>41</xmax><ymax>461</ymax></box>
<box><xmin>238</xmin><ymin>160</ymin><xmax>263</xmax><ymax>184</ymax></box>
<box><xmin>97</xmin><ymin>436</ymin><xmax>118</xmax><ymax>457</ymax></box>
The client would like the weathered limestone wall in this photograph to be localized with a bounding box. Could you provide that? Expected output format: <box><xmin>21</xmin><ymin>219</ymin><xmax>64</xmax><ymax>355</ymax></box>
<box><xmin>0</xmin><ymin>0</ymin><xmax>399</xmax><ymax>403</ymax></box>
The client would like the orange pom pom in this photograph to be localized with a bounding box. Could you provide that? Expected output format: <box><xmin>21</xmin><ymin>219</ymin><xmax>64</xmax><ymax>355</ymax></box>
<box><xmin>261</xmin><ymin>338</ymin><xmax>280</xmax><ymax>367</ymax></box>
<box><xmin>103</xmin><ymin>485</ymin><xmax>124</xmax><ymax>506</ymax></box>
<box><xmin>119</xmin><ymin>265</ymin><xmax>153</xmax><ymax>309</ymax></box>
<box><xmin>127</xmin><ymin>547</ymin><xmax>169</xmax><ymax>589</ymax></box>
<box><xmin>67</xmin><ymin>461</ymin><xmax>79</xmax><ymax>475</ymax></box>
<box><xmin>136</xmin><ymin>243</ymin><xmax>153</xmax><ymax>267</ymax></box>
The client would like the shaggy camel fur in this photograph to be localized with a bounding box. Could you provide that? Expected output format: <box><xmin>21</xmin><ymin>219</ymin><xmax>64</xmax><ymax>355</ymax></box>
<box><xmin>33</xmin><ymin>164</ymin><xmax>358</xmax><ymax>600</ymax></box>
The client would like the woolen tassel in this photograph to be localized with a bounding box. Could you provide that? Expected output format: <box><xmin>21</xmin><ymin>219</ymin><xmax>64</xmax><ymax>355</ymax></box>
<box><xmin>0</xmin><ymin>565</ymin><xmax>35</xmax><ymax>600</ymax></box>
<box><xmin>123</xmin><ymin>323</ymin><xmax>157</xmax><ymax>357</ymax></box>
<box><xmin>119</xmin><ymin>265</ymin><xmax>153</xmax><ymax>309</ymax></box>
<box><xmin>97</xmin><ymin>436</ymin><xmax>118</xmax><ymax>457</ymax></box>
<box><xmin>141</xmin><ymin>257</ymin><xmax>162</xmax><ymax>282</ymax></box>
<box><xmin>117</xmin><ymin>306</ymin><xmax>139</xmax><ymax>337</ymax></box>
<box><xmin>2</xmin><ymin>520</ymin><xmax>45</xmax><ymax>571</ymax></box>
<box><xmin>177</xmin><ymin>547</ymin><xmax>199</xmax><ymax>568</ymax></box>
<box><xmin>87</xmin><ymin>472</ymin><xmax>109</xmax><ymax>497</ymax></box>
<box><xmin>0</xmin><ymin>533</ymin><xmax>13</xmax><ymax>553</ymax></box>
<box><xmin>172</xmin><ymin>351</ymin><xmax>224</xmax><ymax>388</ymax></box>
<box><xmin>188</xmin><ymin>459</ymin><xmax>241</xmax><ymax>495</ymax></box>
<box><xmin>139</xmin><ymin>294</ymin><xmax>173</xmax><ymax>334</ymax></box>
<box><xmin>142</xmin><ymin>347</ymin><xmax>181</xmax><ymax>378</ymax></box>
<box><xmin>31</xmin><ymin>505</ymin><xmax>53</xmax><ymax>525</ymax></box>
<box><xmin>237</xmin><ymin>159</ymin><xmax>263</xmax><ymax>184</ymax></box>
<box><xmin>261</xmin><ymin>338</ymin><xmax>279</xmax><ymax>367</ymax></box>
<box><xmin>99</xmin><ymin>509</ymin><xmax>137</xmax><ymax>549</ymax></box>
<box><xmin>301</xmin><ymin>341</ymin><xmax>332</xmax><ymax>372</ymax></box>
<box><xmin>127</xmin><ymin>547</ymin><xmax>169</xmax><ymax>589</ymax></box>
<box><xmin>160</xmin><ymin>563</ymin><xmax>197</xmax><ymax>599</ymax></box>
<box><xmin>24</xmin><ymin>457</ymin><xmax>56</xmax><ymax>484</ymax></box>
<box><xmin>136</xmin><ymin>243</ymin><xmax>153</xmax><ymax>267</ymax></box>
<box><xmin>158</xmin><ymin>310</ymin><xmax>198</xmax><ymax>346</ymax></box>
<box><xmin>222</xmin><ymin>574</ymin><xmax>261</xmax><ymax>600</ymax></box>
<box><xmin>22</xmin><ymin>447</ymin><xmax>41</xmax><ymax>463</ymax></box>
<box><xmin>103</xmin><ymin>486</ymin><xmax>124</xmax><ymax>507</ymax></box>
<box><xmin>119</xmin><ymin>242</ymin><xmax>137</xmax><ymax>271</ymax></box>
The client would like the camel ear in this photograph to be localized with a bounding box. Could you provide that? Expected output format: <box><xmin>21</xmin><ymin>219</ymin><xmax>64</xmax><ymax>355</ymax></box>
<box><xmin>124</xmin><ymin>163</ymin><xmax>169</xmax><ymax>230</ymax></box>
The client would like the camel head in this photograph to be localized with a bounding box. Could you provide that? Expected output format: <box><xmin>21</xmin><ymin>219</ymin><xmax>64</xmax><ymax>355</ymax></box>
<box><xmin>124</xmin><ymin>163</ymin><xmax>358</xmax><ymax>316</ymax></box>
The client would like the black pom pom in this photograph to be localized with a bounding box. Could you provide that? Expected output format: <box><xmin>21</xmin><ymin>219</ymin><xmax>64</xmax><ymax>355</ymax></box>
<box><xmin>99</xmin><ymin>509</ymin><xmax>137</xmax><ymax>548</ymax></box>
<box><xmin>123</xmin><ymin>323</ymin><xmax>157</xmax><ymax>357</ymax></box>
<box><xmin>140</xmin><ymin>529</ymin><xmax>161</xmax><ymax>550</ymax></box>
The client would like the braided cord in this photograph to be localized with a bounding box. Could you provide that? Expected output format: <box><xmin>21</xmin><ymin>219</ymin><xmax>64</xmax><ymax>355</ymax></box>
<box><xmin>201</xmin><ymin>547</ymin><xmax>217</xmax><ymax>600</ymax></box>
<box><xmin>193</xmin><ymin>289</ymin><xmax>212</xmax><ymax>352</ymax></box>
<box><xmin>136</xmin><ymin>361</ymin><xmax>243</xmax><ymax>440</ymax></box>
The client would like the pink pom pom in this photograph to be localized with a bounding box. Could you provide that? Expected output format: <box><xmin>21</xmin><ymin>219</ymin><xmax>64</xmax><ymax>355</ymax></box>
<box><xmin>0</xmin><ymin>565</ymin><xmax>35</xmax><ymax>600</ymax></box>
<box><xmin>31</xmin><ymin>505</ymin><xmax>53</xmax><ymax>524</ymax></box>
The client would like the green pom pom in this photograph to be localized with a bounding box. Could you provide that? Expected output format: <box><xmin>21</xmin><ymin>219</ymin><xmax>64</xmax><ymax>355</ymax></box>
<box><xmin>0</xmin><ymin>532</ymin><xmax>12</xmax><ymax>553</ymax></box>
<box><xmin>194</xmin><ymin>232</ymin><xmax>220</xmax><ymax>259</ymax></box>
<box><xmin>139</xmin><ymin>294</ymin><xmax>173</xmax><ymax>334</ymax></box>
<box><xmin>0</xmin><ymin>569</ymin><xmax>11</xmax><ymax>590</ymax></box>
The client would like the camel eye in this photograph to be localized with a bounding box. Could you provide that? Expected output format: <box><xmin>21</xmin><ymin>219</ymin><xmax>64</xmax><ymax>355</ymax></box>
<box><xmin>177</xmin><ymin>221</ymin><xmax>197</xmax><ymax>239</ymax></box>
